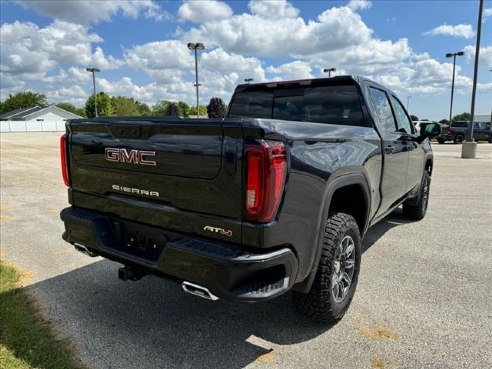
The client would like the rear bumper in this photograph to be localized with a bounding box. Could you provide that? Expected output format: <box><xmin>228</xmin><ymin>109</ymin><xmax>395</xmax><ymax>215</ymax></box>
<box><xmin>60</xmin><ymin>207</ymin><xmax>298</xmax><ymax>302</ymax></box>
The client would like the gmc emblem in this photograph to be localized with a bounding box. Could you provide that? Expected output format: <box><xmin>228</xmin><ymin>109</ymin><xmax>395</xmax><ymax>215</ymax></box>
<box><xmin>105</xmin><ymin>148</ymin><xmax>157</xmax><ymax>166</ymax></box>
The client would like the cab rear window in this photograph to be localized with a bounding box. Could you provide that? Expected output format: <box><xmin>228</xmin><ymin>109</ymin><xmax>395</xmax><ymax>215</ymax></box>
<box><xmin>228</xmin><ymin>84</ymin><xmax>366</xmax><ymax>127</ymax></box>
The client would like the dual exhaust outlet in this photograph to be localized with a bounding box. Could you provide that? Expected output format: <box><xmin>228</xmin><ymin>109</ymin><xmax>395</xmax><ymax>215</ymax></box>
<box><xmin>73</xmin><ymin>243</ymin><xmax>219</xmax><ymax>301</ymax></box>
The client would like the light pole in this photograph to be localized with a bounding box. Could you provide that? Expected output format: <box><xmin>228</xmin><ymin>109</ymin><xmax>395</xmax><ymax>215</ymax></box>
<box><xmin>244</xmin><ymin>78</ymin><xmax>254</xmax><ymax>84</ymax></box>
<box><xmin>406</xmin><ymin>96</ymin><xmax>411</xmax><ymax>112</ymax></box>
<box><xmin>445</xmin><ymin>51</ymin><xmax>464</xmax><ymax>126</ymax></box>
<box><xmin>323</xmin><ymin>67</ymin><xmax>336</xmax><ymax>78</ymax></box>
<box><xmin>187</xmin><ymin>42</ymin><xmax>205</xmax><ymax>118</ymax></box>
<box><xmin>86</xmin><ymin>67</ymin><xmax>100</xmax><ymax>117</ymax></box>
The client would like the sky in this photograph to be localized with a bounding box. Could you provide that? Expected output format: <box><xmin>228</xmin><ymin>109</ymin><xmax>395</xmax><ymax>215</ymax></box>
<box><xmin>0</xmin><ymin>0</ymin><xmax>491</xmax><ymax>121</ymax></box>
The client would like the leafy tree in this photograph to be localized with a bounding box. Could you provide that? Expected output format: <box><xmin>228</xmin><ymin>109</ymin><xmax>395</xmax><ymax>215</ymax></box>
<box><xmin>136</xmin><ymin>100</ymin><xmax>151</xmax><ymax>116</ymax></box>
<box><xmin>410</xmin><ymin>115</ymin><xmax>419</xmax><ymax>121</ymax></box>
<box><xmin>452</xmin><ymin>112</ymin><xmax>471</xmax><ymax>122</ymax></box>
<box><xmin>152</xmin><ymin>100</ymin><xmax>171</xmax><ymax>116</ymax></box>
<box><xmin>111</xmin><ymin>96</ymin><xmax>151</xmax><ymax>116</ymax></box>
<box><xmin>207</xmin><ymin>97</ymin><xmax>227</xmax><ymax>118</ymax></box>
<box><xmin>56</xmin><ymin>102</ymin><xmax>86</xmax><ymax>117</ymax></box>
<box><xmin>178</xmin><ymin>101</ymin><xmax>190</xmax><ymax>117</ymax></box>
<box><xmin>85</xmin><ymin>92</ymin><xmax>115</xmax><ymax>118</ymax></box>
<box><xmin>0</xmin><ymin>92</ymin><xmax>47</xmax><ymax>114</ymax></box>
<box><xmin>439</xmin><ymin>119</ymin><xmax>449</xmax><ymax>125</ymax></box>
<box><xmin>164</xmin><ymin>102</ymin><xmax>183</xmax><ymax>116</ymax></box>
<box><xmin>187</xmin><ymin>105</ymin><xmax>207</xmax><ymax>117</ymax></box>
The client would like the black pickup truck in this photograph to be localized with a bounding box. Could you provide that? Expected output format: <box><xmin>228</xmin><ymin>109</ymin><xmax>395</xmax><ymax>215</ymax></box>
<box><xmin>60</xmin><ymin>76</ymin><xmax>440</xmax><ymax>323</ymax></box>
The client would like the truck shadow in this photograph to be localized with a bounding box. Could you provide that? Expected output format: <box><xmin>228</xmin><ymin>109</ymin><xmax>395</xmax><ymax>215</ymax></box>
<box><xmin>362</xmin><ymin>208</ymin><xmax>413</xmax><ymax>253</ymax></box>
<box><xmin>9</xmin><ymin>209</ymin><xmax>408</xmax><ymax>369</ymax></box>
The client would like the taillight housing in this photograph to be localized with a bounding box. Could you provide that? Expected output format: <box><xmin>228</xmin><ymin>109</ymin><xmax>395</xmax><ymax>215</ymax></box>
<box><xmin>245</xmin><ymin>140</ymin><xmax>287</xmax><ymax>222</ymax></box>
<box><xmin>60</xmin><ymin>134</ymin><xmax>70</xmax><ymax>186</ymax></box>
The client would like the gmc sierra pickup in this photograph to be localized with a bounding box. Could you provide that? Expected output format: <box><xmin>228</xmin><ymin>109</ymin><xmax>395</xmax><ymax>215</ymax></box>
<box><xmin>60</xmin><ymin>76</ymin><xmax>440</xmax><ymax>323</ymax></box>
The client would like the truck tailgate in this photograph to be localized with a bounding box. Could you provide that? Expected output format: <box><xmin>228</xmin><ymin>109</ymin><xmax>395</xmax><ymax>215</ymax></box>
<box><xmin>66</xmin><ymin>118</ymin><xmax>244</xmax><ymax>240</ymax></box>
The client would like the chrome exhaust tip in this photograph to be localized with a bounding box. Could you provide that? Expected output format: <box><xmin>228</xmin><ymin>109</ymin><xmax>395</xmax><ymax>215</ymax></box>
<box><xmin>182</xmin><ymin>281</ymin><xmax>219</xmax><ymax>301</ymax></box>
<box><xmin>74</xmin><ymin>243</ymin><xmax>98</xmax><ymax>257</ymax></box>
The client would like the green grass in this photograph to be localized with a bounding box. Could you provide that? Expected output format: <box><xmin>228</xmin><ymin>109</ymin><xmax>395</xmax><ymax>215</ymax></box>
<box><xmin>0</xmin><ymin>262</ymin><xmax>87</xmax><ymax>369</ymax></box>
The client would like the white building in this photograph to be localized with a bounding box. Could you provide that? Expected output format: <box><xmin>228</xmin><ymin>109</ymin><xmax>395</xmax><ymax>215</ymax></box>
<box><xmin>474</xmin><ymin>114</ymin><xmax>491</xmax><ymax>123</ymax></box>
<box><xmin>0</xmin><ymin>105</ymin><xmax>82</xmax><ymax>132</ymax></box>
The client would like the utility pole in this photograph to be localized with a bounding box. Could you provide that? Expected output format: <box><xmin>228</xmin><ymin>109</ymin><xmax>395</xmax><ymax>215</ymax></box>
<box><xmin>323</xmin><ymin>67</ymin><xmax>336</xmax><ymax>78</ymax></box>
<box><xmin>187</xmin><ymin>43</ymin><xmax>205</xmax><ymax>118</ymax></box>
<box><xmin>86</xmin><ymin>67</ymin><xmax>100</xmax><ymax>117</ymax></box>
<box><xmin>445</xmin><ymin>51</ymin><xmax>464</xmax><ymax>126</ymax></box>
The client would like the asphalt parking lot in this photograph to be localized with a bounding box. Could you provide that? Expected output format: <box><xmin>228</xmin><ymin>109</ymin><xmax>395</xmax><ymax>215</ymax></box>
<box><xmin>1</xmin><ymin>132</ymin><xmax>491</xmax><ymax>369</ymax></box>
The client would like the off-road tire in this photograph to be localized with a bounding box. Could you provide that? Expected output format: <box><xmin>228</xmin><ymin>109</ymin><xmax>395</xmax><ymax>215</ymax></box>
<box><xmin>293</xmin><ymin>213</ymin><xmax>361</xmax><ymax>324</ymax></box>
<box><xmin>402</xmin><ymin>171</ymin><xmax>430</xmax><ymax>220</ymax></box>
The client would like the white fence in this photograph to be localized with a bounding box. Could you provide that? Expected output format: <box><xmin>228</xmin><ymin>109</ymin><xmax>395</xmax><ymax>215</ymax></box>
<box><xmin>1</xmin><ymin>120</ymin><xmax>67</xmax><ymax>132</ymax></box>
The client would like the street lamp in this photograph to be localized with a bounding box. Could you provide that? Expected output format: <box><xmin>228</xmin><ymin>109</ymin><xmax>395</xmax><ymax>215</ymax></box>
<box><xmin>406</xmin><ymin>96</ymin><xmax>411</xmax><ymax>112</ymax></box>
<box><xmin>244</xmin><ymin>78</ymin><xmax>254</xmax><ymax>84</ymax></box>
<box><xmin>445</xmin><ymin>51</ymin><xmax>464</xmax><ymax>126</ymax></box>
<box><xmin>86</xmin><ymin>67</ymin><xmax>100</xmax><ymax>117</ymax></box>
<box><xmin>323</xmin><ymin>67</ymin><xmax>336</xmax><ymax>78</ymax></box>
<box><xmin>187</xmin><ymin>42</ymin><xmax>205</xmax><ymax>118</ymax></box>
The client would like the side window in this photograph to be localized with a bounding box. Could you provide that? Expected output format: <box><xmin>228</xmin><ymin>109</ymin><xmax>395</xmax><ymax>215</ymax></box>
<box><xmin>391</xmin><ymin>96</ymin><xmax>413</xmax><ymax>134</ymax></box>
<box><xmin>368</xmin><ymin>87</ymin><xmax>397</xmax><ymax>135</ymax></box>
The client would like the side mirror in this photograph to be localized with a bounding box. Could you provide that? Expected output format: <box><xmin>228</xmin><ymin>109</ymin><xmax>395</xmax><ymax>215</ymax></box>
<box><xmin>420</xmin><ymin>122</ymin><xmax>441</xmax><ymax>138</ymax></box>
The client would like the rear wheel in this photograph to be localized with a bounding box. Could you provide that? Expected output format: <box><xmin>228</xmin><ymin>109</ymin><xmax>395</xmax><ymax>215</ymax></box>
<box><xmin>403</xmin><ymin>171</ymin><xmax>430</xmax><ymax>220</ymax></box>
<box><xmin>454</xmin><ymin>134</ymin><xmax>464</xmax><ymax>144</ymax></box>
<box><xmin>293</xmin><ymin>213</ymin><xmax>361</xmax><ymax>323</ymax></box>
<box><xmin>437</xmin><ymin>138</ymin><xmax>445</xmax><ymax>144</ymax></box>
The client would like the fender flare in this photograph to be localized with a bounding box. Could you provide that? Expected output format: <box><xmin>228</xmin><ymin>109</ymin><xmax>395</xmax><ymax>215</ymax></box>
<box><xmin>293</xmin><ymin>170</ymin><xmax>372</xmax><ymax>293</ymax></box>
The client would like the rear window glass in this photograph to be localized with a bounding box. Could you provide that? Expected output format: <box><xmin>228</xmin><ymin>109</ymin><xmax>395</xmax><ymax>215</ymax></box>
<box><xmin>228</xmin><ymin>84</ymin><xmax>365</xmax><ymax>127</ymax></box>
<box><xmin>452</xmin><ymin>121</ymin><xmax>468</xmax><ymax>128</ymax></box>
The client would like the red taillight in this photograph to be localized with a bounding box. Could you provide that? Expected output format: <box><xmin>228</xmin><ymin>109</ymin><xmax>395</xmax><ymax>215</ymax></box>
<box><xmin>60</xmin><ymin>134</ymin><xmax>70</xmax><ymax>186</ymax></box>
<box><xmin>245</xmin><ymin>140</ymin><xmax>286</xmax><ymax>222</ymax></box>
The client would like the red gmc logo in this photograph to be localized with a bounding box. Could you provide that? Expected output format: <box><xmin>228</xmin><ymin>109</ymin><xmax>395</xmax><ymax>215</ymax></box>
<box><xmin>105</xmin><ymin>148</ymin><xmax>157</xmax><ymax>166</ymax></box>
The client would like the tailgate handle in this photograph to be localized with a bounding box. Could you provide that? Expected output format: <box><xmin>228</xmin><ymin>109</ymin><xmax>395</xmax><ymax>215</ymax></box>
<box><xmin>109</xmin><ymin>125</ymin><xmax>141</xmax><ymax>139</ymax></box>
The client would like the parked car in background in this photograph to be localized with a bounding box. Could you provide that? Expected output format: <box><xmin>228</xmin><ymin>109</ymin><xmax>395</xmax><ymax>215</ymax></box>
<box><xmin>438</xmin><ymin>121</ymin><xmax>492</xmax><ymax>144</ymax></box>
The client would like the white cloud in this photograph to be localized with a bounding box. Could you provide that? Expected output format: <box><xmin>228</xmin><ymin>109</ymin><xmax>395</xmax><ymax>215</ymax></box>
<box><xmin>464</xmin><ymin>45</ymin><xmax>492</xmax><ymax>67</ymax></box>
<box><xmin>0</xmin><ymin>20</ymin><xmax>121</xmax><ymax>81</ymax></box>
<box><xmin>183</xmin><ymin>6</ymin><xmax>372</xmax><ymax>57</ymax></box>
<box><xmin>201</xmin><ymin>48</ymin><xmax>265</xmax><ymax>79</ymax></box>
<box><xmin>267</xmin><ymin>61</ymin><xmax>313</xmax><ymax>80</ymax></box>
<box><xmin>424</xmin><ymin>24</ymin><xmax>475</xmax><ymax>39</ymax></box>
<box><xmin>18</xmin><ymin>0</ymin><xmax>168</xmax><ymax>25</ymax></box>
<box><xmin>97</xmin><ymin>77</ymin><xmax>194</xmax><ymax>106</ymax></box>
<box><xmin>178</xmin><ymin>1</ymin><xmax>233</xmax><ymax>23</ymax></box>
<box><xmin>248</xmin><ymin>0</ymin><xmax>299</xmax><ymax>18</ymax></box>
<box><xmin>347</xmin><ymin>0</ymin><xmax>372</xmax><ymax>11</ymax></box>
<box><xmin>484</xmin><ymin>8</ymin><xmax>492</xmax><ymax>17</ymax></box>
<box><xmin>124</xmin><ymin>40</ymin><xmax>193</xmax><ymax>82</ymax></box>
<box><xmin>306</xmin><ymin>38</ymin><xmax>412</xmax><ymax>76</ymax></box>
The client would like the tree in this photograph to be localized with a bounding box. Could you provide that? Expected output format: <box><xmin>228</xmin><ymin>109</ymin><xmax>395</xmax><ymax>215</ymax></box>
<box><xmin>452</xmin><ymin>112</ymin><xmax>471</xmax><ymax>122</ymax></box>
<box><xmin>135</xmin><ymin>100</ymin><xmax>151</xmax><ymax>116</ymax></box>
<box><xmin>187</xmin><ymin>105</ymin><xmax>207</xmax><ymax>117</ymax></box>
<box><xmin>439</xmin><ymin>119</ymin><xmax>449</xmax><ymax>125</ymax></box>
<box><xmin>56</xmin><ymin>102</ymin><xmax>86</xmax><ymax>117</ymax></box>
<box><xmin>111</xmin><ymin>96</ymin><xmax>151</xmax><ymax>116</ymax></box>
<box><xmin>0</xmin><ymin>91</ymin><xmax>47</xmax><ymax>114</ymax></box>
<box><xmin>164</xmin><ymin>102</ymin><xmax>183</xmax><ymax>116</ymax></box>
<box><xmin>178</xmin><ymin>101</ymin><xmax>190</xmax><ymax>117</ymax></box>
<box><xmin>152</xmin><ymin>100</ymin><xmax>171</xmax><ymax>116</ymax></box>
<box><xmin>410</xmin><ymin>115</ymin><xmax>419</xmax><ymax>122</ymax></box>
<box><xmin>207</xmin><ymin>97</ymin><xmax>227</xmax><ymax>118</ymax></box>
<box><xmin>85</xmin><ymin>92</ymin><xmax>115</xmax><ymax>118</ymax></box>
